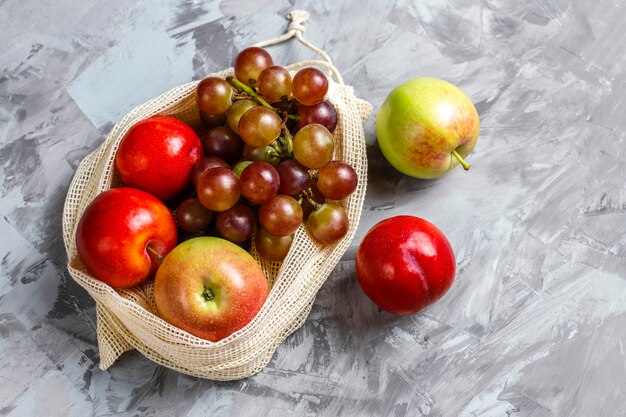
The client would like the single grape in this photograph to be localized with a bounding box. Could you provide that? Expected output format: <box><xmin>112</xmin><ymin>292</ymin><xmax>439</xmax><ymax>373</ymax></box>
<box><xmin>215</xmin><ymin>203</ymin><xmax>255</xmax><ymax>243</ymax></box>
<box><xmin>243</xmin><ymin>144</ymin><xmax>281</xmax><ymax>166</ymax></box>
<box><xmin>234</xmin><ymin>47</ymin><xmax>273</xmax><ymax>87</ymax></box>
<box><xmin>200</xmin><ymin>111</ymin><xmax>227</xmax><ymax>129</ymax></box>
<box><xmin>202</xmin><ymin>126</ymin><xmax>244</xmax><ymax>164</ymax></box>
<box><xmin>192</xmin><ymin>156</ymin><xmax>229</xmax><ymax>187</ymax></box>
<box><xmin>175</xmin><ymin>198</ymin><xmax>212</xmax><ymax>233</ymax></box>
<box><xmin>258</xmin><ymin>65</ymin><xmax>292</xmax><ymax>103</ymax></box>
<box><xmin>238</xmin><ymin>106</ymin><xmax>282</xmax><ymax>148</ymax></box>
<box><xmin>300</xmin><ymin>182</ymin><xmax>326</xmax><ymax>219</ymax></box>
<box><xmin>226</xmin><ymin>99</ymin><xmax>257</xmax><ymax>134</ymax></box>
<box><xmin>294</xmin><ymin>100</ymin><xmax>337</xmax><ymax>133</ymax></box>
<box><xmin>255</xmin><ymin>227</ymin><xmax>294</xmax><ymax>262</ymax></box>
<box><xmin>292</xmin><ymin>67</ymin><xmax>328</xmax><ymax>106</ymax></box>
<box><xmin>232</xmin><ymin>160</ymin><xmax>253</xmax><ymax>178</ymax></box>
<box><xmin>277</xmin><ymin>159</ymin><xmax>309</xmax><ymax>196</ymax></box>
<box><xmin>307</xmin><ymin>203</ymin><xmax>349</xmax><ymax>245</ymax></box>
<box><xmin>196</xmin><ymin>77</ymin><xmax>233</xmax><ymax>115</ymax></box>
<box><xmin>196</xmin><ymin>167</ymin><xmax>240</xmax><ymax>212</ymax></box>
<box><xmin>292</xmin><ymin>123</ymin><xmax>334</xmax><ymax>169</ymax></box>
<box><xmin>316</xmin><ymin>161</ymin><xmax>358</xmax><ymax>200</ymax></box>
<box><xmin>239</xmin><ymin>161</ymin><xmax>280</xmax><ymax>204</ymax></box>
<box><xmin>259</xmin><ymin>194</ymin><xmax>303</xmax><ymax>236</ymax></box>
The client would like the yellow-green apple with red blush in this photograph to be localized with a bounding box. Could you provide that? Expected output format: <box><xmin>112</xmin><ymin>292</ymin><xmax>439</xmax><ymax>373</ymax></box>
<box><xmin>75</xmin><ymin>187</ymin><xmax>178</xmax><ymax>288</ymax></box>
<box><xmin>153</xmin><ymin>237</ymin><xmax>269</xmax><ymax>342</ymax></box>
<box><xmin>356</xmin><ymin>216</ymin><xmax>456</xmax><ymax>315</ymax></box>
<box><xmin>376</xmin><ymin>77</ymin><xmax>480</xmax><ymax>179</ymax></box>
<box><xmin>115</xmin><ymin>115</ymin><xmax>203</xmax><ymax>201</ymax></box>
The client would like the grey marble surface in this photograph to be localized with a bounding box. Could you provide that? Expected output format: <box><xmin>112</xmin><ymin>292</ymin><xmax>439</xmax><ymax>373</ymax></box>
<box><xmin>1</xmin><ymin>1</ymin><xmax>625</xmax><ymax>416</ymax></box>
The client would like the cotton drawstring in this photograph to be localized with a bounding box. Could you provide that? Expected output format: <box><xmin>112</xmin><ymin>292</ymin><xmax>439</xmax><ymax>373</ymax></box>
<box><xmin>253</xmin><ymin>10</ymin><xmax>344</xmax><ymax>85</ymax></box>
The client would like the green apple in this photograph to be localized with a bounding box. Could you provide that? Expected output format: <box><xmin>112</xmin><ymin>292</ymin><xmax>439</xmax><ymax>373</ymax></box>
<box><xmin>153</xmin><ymin>236</ymin><xmax>268</xmax><ymax>342</ymax></box>
<box><xmin>376</xmin><ymin>77</ymin><xmax>480</xmax><ymax>179</ymax></box>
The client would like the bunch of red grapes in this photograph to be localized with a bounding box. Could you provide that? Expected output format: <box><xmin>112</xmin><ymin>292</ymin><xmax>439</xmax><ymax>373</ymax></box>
<box><xmin>175</xmin><ymin>47</ymin><xmax>358</xmax><ymax>262</ymax></box>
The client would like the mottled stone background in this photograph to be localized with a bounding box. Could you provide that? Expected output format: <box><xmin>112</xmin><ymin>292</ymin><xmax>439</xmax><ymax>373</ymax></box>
<box><xmin>1</xmin><ymin>1</ymin><xmax>625</xmax><ymax>416</ymax></box>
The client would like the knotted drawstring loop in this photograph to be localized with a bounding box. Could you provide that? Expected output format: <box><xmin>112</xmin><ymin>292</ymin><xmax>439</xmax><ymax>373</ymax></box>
<box><xmin>253</xmin><ymin>10</ymin><xmax>344</xmax><ymax>85</ymax></box>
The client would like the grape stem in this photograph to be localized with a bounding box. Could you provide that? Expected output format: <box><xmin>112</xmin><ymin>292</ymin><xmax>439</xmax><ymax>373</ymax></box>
<box><xmin>269</xmin><ymin>141</ymin><xmax>282</xmax><ymax>154</ymax></box>
<box><xmin>226</xmin><ymin>76</ymin><xmax>274</xmax><ymax>110</ymax></box>
<box><xmin>306</xmin><ymin>196</ymin><xmax>321</xmax><ymax>211</ymax></box>
<box><xmin>280</xmin><ymin>126</ymin><xmax>294</xmax><ymax>155</ymax></box>
<box><xmin>233</xmin><ymin>93</ymin><xmax>250</xmax><ymax>101</ymax></box>
<box><xmin>226</xmin><ymin>76</ymin><xmax>298</xmax><ymax>144</ymax></box>
<box><xmin>302</xmin><ymin>188</ymin><xmax>322</xmax><ymax>211</ymax></box>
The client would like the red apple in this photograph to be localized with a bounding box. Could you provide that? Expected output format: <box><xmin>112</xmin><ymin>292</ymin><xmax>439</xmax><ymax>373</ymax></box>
<box><xmin>154</xmin><ymin>236</ymin><xmax>269</xmax><ymax>342</ymax></box>
<box><xmin>115</xmin><ymin>115</ymin><xmax>203</xmax><ymax>201</ymax></box>
<box><xmin>75</xmin><ymin>187</ymin><xmax>178</xmax><ymax>288</ymax></box>
<box><xmin>355</xmin><ymin>216</ymin><xmax>456</xmax><ymax>315</ymax></box>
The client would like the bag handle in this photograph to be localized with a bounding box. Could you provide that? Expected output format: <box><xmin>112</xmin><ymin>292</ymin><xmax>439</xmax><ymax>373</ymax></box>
<box><xmin>253</xmin><ymin>10</ymin><xmax>345</xmax><ymax>85</ymax></box>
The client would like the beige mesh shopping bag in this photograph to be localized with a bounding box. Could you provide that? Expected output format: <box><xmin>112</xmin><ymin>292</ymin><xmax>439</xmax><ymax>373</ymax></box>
<box><xmin>62</xmin><ymin>10</ymin><xmax>372</xmax><ymax>380</ymax></box>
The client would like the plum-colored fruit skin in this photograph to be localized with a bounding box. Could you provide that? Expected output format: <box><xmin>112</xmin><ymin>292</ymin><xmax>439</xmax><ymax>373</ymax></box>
<box><xmin>356</xmin><ymin>216</ymin><xmax>456</xmax><ymax>315</ymax></box>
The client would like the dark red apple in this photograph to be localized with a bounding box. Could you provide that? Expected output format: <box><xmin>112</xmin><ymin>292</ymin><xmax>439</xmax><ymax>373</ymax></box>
<box><xmin>154</xmin><ymin>236</ymin><xmax>269</xmax><ymax>341</ymax></box>
<box><xmin>355</xmin><ymin>216</ymin><xmax>456</xmax><ymax>315</ymax></box>
<box><xmin>75</xmin><ymin>187</ymin><xmax>178</xmax><ymax>288</ymax></box>
<box><xmin>115</xmin><ymin>115</ymin><xmax>203</xmax><ymax>201</ymax></box>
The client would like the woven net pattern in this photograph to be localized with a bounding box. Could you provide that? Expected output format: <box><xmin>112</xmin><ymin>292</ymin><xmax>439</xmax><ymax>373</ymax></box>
<box><xmin>62</xmin><ymin>22</ymin><xmax>372</xmax><ymax>380</ymax></box>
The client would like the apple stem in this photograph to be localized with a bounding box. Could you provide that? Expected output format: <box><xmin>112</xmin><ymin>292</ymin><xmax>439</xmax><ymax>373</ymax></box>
<box><xmin>226</xmin><ymin>76</ymin><xmax>274</xmax><ymax>111</ymax></box>
<box><xmin>202</xmin><ymin>287</ymin><xmax>215</xmax><ymax>302</ymax></box>
<box><xmin>146</xmin><ymin>245</ymin><xmax>164</xmax><ymax>264</ymax></box>
<box><xmin>452</xmin><ymin>149</ymin><xmax>470</xmax><ymax>170</ymax></box>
